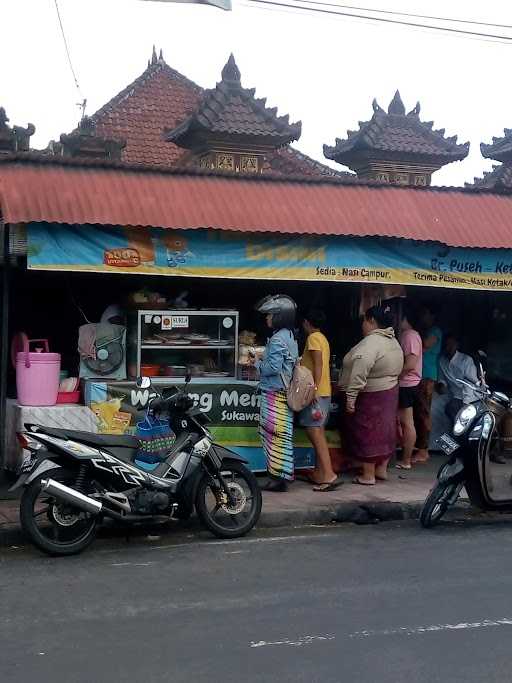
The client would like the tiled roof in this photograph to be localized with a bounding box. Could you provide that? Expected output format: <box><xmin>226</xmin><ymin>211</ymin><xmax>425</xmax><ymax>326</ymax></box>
<box><xmin>81</xmin><ymin>50</ymin><xmax>329</xmax><ymax>178</ymax></box>
<box><xmin>264</xmin><ymin>146</ymin><xmax>350</xmax><ymax>177</ymax></box>
<box><xmin>324</xmin><ymin>91</ymin><xmax>469</xmax><ymax>167</ymax></box>
<box><xmin>468</xmin><ymin>163</ymin><xmax>512</xmax><ymax>190</ymax></box>
<box><xmin>481</xmin><ymin>129</ymin><xmax>512</xmax><ymax>164</ymax></box>
<box><xmin>167</xmin><ymin>54</ymin><xmax>301</xmax><ymax>148</ymax></box>
<box><xmin>90</xmin><ymin>50</ymin><xmax>202</xmax><ymax>168</ymax></box>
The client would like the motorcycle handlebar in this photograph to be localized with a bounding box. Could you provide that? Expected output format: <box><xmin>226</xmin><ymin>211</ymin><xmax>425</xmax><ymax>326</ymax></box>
<box><xmin>455</xmin><ymin>378</ymin><xmax>489</xmax><ymax>396</ymax></box>
<box><xmin>137</xmin><ymin>374</ymin><xmax>195</xmax><ymax>416</ymax></box>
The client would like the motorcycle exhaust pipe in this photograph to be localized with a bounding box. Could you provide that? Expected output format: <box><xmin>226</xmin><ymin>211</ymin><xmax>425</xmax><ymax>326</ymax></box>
<box><xmin>41</xmin><ymin>478</ymin><xmax>103</xmax><ymax>516</ymax></box>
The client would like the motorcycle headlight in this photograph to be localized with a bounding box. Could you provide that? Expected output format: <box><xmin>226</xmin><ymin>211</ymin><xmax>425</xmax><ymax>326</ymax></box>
<box><xmin>453</xmin><ymin>404</ymin><xmax>477</xmax><ymax>436</ymax></box>
<box><xmin>468</xmin><ymin>413</ymin><xmax>493</xmax><ymax>441</ymax></box>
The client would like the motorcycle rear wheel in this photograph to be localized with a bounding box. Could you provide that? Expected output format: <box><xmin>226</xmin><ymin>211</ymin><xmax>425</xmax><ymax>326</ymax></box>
<box><xmin>420</xmin><ymin>482</ymin><xmax>458</xmax><ymax>529</ymax></box>
<box><xmin>195</xmin><ymin>461</ymin><xmax>262</xmax><ymax>539</ymax></box>
<box><xmin>20</xmin><ymin>469</ymin><xmax>98</xmax><ymax>556</ymax></box>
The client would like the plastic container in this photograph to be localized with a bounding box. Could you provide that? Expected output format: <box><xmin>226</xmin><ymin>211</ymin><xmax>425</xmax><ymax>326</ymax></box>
<box><xmin>16</xmin><ymin>339</ymin><xmax>61</xmax><ymax>406</ymax></box>
<box><xmin>56</xmin><ymin>391</ymin><xmax>81</xmax><ymax>404</ymax></box>
<box><xmin>163</xmin><ymin>365</ymin><xmax>187</xmax><ymax>377</ymax></box>
<box><xmin>140</xmin><ymin>364</ymin><xmax>161</xmax><ymax>377</ymax></box>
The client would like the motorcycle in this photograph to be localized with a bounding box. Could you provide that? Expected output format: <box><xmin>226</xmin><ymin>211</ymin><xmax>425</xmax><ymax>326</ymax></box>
<box><xmin>420</xmin><ymin>361</ymin><xmax>512</xmax><ymax>528</ymax></box>
<box><xmin>10</xmin><ymin>375</ymin><xmax>262</xmax><ymax>555</ymax></box>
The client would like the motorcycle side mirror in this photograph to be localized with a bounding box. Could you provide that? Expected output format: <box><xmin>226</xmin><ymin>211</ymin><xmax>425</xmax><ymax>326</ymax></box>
<box><xmin>478</xmin><ymin>350</ymin><xmax>488</xmax><ymax>359</ymax></box>
<box><xmin>136</xmin><ymin>376</ymin><xmax>151</xmax><ymax>389</ymax></box>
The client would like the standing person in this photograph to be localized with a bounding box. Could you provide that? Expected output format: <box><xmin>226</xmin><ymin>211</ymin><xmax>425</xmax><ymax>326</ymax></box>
<box><xmin>397</xmin><ymin>303</ymin><xmax>423</xmax><ymax>470</ymax></box>
<box><xmin>438</xmin><ymin>334</ymin><xmax>480</xmax><ymax>421</ymax></box>
<box><xmin>253</xmin><ymin>295</ymin><xmax>298</xmax><ymax>492</ymax></box>
<box><xmin>299</xmin><ymin>309</ymin><xmax>340</xmax><ymax>492</ymax></box>
<box><xmin>413</xmin><ymin>304</ymin><xmax>443</xmax><ymax>464</ymax></box>
<box><xmin>339</xmin><ymin>305</ymin><xmax>404</xmax><ymax>485</ymax></box>
<box><xmin>438</xmin><ymin>337</ymin><xmax>507</xmax><ymax>464</ymax></box>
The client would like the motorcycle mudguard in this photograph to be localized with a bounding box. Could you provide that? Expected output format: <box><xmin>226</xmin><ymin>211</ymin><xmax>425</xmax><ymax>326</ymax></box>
<box><xmin>9</xmin><ymin>460</ymin><xmax>61</xmax><ymax>492</ymax></box>
<box><xmin>181</xmin><ymin>446</ymin><xmax>250</xmax><ymax>509</ymax></box>
<box><xmin>438</xmin><ymin>459</ymin><xmax>465</xmax><ymax>485</ymax></box>
<box><xmin>212</xmin><ymin>444</ymin><xmax>249</xmax><ymax>465</ymax></box>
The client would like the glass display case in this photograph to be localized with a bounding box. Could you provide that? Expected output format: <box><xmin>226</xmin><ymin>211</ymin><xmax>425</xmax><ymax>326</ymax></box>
<box><xmin>136</xmin><ymin>310</ymin><xmax>238</xmax><ymax>382</ymax></box>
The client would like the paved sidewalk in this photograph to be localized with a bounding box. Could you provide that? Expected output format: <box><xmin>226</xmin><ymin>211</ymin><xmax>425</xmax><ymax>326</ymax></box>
<box><xmin>0</xmin><ymin>458</ymin><xmax>444</xmax><ymax>546</ymax></box>
<box><xmin>260</xmin><ymin>457</ymin><xmax>441</xmax><ymax>526</ymax></box>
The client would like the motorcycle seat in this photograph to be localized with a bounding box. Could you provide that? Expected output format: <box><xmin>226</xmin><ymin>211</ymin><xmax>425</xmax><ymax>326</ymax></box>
<box><xmin>25</xmin><ymin>424</ymin><xmax>139</xmax><ymax>449</ymax></box>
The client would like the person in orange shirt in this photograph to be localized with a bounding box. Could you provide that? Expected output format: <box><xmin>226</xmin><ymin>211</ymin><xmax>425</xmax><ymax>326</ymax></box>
<box><xmin>300</xmin><ymin>310</ymin><xmax>340</xmax><ymax>492</ymax></box>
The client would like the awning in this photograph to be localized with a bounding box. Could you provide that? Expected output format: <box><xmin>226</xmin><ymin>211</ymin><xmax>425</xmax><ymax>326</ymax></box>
<box><xmin>2</xmin><ymin>159</ymin><xmax>512</xmax><ymax>249</ymax></box>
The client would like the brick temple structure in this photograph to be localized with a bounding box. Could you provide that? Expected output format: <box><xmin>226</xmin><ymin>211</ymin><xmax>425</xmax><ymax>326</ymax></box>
<box><xmin>0</xmin><ymin>48</ymin><xmax>510</xmax><ymax>187</ymax></box>
<box><xmin>57</xmin><ymin>48</ymin><xmax>339</xmax><ymax>178</ymax></box>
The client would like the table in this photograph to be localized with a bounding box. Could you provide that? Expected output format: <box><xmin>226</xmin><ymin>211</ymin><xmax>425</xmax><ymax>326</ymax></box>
<box><xmin>4</xmin><ymin>399</ymin><xmax>98</xmax><ymax>472</ymax></box>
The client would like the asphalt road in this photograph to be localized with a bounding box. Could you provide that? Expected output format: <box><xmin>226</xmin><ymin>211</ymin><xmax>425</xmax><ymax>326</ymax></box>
<box><xmin>2</xmin><ymin>519</ymin><xmax>512</xmax><ymax>683</ymax></box>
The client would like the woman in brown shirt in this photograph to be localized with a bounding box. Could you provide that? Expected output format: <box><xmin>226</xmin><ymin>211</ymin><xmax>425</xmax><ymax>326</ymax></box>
<box><xmin>339</xmin><ymin>305</ymin><xmax>404</xmax><ymax>485</ymax></box>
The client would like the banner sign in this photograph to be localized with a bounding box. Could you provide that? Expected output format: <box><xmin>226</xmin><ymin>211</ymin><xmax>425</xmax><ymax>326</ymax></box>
<box><xmin>27</xmin><ymin>223</ymin><xmax>512</xmax><ymax>291</ymax></box>
<box><xmin>83</xmin><ymin>380</ymin><xmax>321</xmax><ymax>471</ymax></box>
<box><xmin>84</xmin><ymin>380</ymin><xmax>262</xmax><ymax>431</ymax></box>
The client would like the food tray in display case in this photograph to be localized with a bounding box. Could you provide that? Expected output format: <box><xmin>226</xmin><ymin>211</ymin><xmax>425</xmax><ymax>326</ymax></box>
<box><xmin>135</xmin><ymin>310</ymin><xmax>238</xmax><ymax>382</ymax></box>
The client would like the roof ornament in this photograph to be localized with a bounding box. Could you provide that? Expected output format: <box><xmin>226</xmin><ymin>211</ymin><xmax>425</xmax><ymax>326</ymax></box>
<box><xmin>59</xmin><ymin>115</ymin><xmax>125</xmax><ymax>160</ymax></box>
<box><xmin>0</xmin><ymin>105</ymin><xmax>35</xmax><ymax>153</ymax></box>
<box><xmin>0</xmin><ymin>107</ymin><xmax>9</xmax><ymax>128</ymax></box>
<box><xmin>323</xmin><ymin>91</ymin><xmax>469</xmax><ymax>182</ymax></box>
<box><xmin>372</xmin><ymin>98</ymin><xmax>384</xmax><ymax>114</ymax></box>
<box><xmin>221</xmin><ymin>53</ymin><xmax>241</xmax><ymax>84</ymax></box>
<box><xmin>388</xmin><ymin>90</ymin><xmax>405</xmax><ymax>116</ymax></box>
<box><xmin>77</xmin><ymin>116</ymin><xmax>96</xmax><ymax>135</ymax></box>
<box><xmin>151</xmin><ymin>45</ymin><xmax>158</xmax><ymax>66</ymax></box>
<box><xmin>159</xmin><ymin>48</ymin><xmax>164</xmax><ymax>62</ymax></box>
<box><xmin>166</xmin><ymin>53</ymin><xmax>301</xmax><ymax>152</ymax></box>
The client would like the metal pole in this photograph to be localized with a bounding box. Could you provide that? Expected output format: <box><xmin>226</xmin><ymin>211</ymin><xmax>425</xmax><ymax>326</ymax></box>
<box><xmin>0</xmin><ymin>221</ymin><xmax>10</xmax><ymax>474</ymax></box>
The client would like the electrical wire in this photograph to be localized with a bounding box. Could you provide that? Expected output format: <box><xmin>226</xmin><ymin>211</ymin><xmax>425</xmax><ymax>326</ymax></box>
<box><xmin>53</xmin><ymin>0</ymin><xmax>84</xmax><ymax>96</ymax></box>
<box><xmin>239</xmin><ymin>0</ymin><xmax>510</xmax><ymax>46</ymax></box>
<box><xmin>289</xmin><ymin>1</ymin><xmax>512</xmax><ymax>31</ymax></box>
<box><xmin>245</xmin><ymin>0</ymin><xmax>512</xmax><ymax>42</ymax></box>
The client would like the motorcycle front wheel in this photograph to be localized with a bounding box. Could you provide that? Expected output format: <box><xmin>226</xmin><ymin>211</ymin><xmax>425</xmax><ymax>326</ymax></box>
<box><xmin>420</xmin><ymin>481</ymin><xmax>459</xmax><ymax>529</ymax></box>
<box><xmin>20</xmin><ymin>469</ymin><xmax>98</xmax><ymax>556</ymax></box>
<box><xmin>195</xmin><ymin>461</ymin><xmax>262</xmax><ymax>539</ymax></box>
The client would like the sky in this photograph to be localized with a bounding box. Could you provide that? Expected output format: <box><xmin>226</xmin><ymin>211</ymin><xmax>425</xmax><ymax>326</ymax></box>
<box><xmin>1</xmin><ymin>0</ymin><xmax>511</xmax><ymax>186</ymax></box>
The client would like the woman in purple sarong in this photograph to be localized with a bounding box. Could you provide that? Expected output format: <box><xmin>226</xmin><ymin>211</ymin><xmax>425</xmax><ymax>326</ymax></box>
<box><xmin>339</xmin><ymin>305</ymin><xmax>404</xmax><ymax>485</ymax></box>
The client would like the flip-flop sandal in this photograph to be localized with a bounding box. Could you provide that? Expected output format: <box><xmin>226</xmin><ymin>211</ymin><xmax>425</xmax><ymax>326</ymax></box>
<box><xmin>395</xmin><ymin>463</ymin><xmax>412</xmax><ymax>470</ymax></box>
<box><xmin>375</xmin><ymin>475</ymin><xmax>388</xmax><ymax>481</ymax></box>
<box><xmin>313</xmin><ymin>477</ymin><xmax>343</xmax><ymax>492</ymax></box>
<box><xmin>352</xmin><ymin>476</ymin><xmax>376</xmax><ymax>486</ymax></box>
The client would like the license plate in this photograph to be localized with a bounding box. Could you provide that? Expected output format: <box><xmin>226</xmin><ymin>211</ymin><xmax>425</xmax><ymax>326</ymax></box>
<box><xmin>437</xmin><ymin>433</ymin><xmax>459</xmax><ymax>456</ymax></box>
